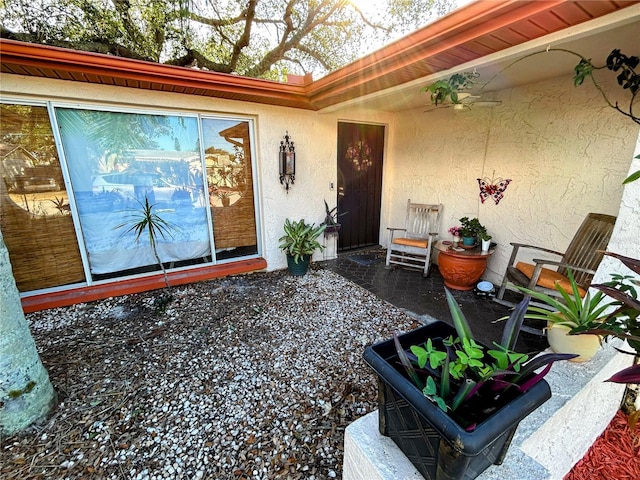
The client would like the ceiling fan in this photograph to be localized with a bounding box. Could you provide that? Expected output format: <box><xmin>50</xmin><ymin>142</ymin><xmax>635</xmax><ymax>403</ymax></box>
<box><xmin>424</xmin><ymin>92</ymin><xmax>501</xmax><ymax>113</ymax></box>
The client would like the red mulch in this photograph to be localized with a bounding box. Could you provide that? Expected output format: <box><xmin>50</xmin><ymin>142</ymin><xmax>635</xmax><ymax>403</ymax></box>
<box><xmin>564</xmin><ymin>410</ymin><xmax>640</xmax><ymax>480</ymax></box>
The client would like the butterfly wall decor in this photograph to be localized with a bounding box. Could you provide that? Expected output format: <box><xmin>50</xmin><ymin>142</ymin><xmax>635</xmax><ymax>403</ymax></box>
<box><xmin>477</xmin><ymin>176</ymin><xmax>512</xmax><ymax>204</ymax></box>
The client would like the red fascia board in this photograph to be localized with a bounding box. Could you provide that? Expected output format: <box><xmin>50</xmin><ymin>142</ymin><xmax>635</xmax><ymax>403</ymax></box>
<box><xmin>307</xmin><ymin>0</ymin><xmax>568</xmax><ymax>104</ymax></box>
<box><xmin>0</xmin><ymin>40</ymin><xmax>314</xmax><ymax>109</ymax></box>
<box><xmin>21</xmin><ymin>258</ymin><xmax>267</xmax><ymax>313</ymax></box>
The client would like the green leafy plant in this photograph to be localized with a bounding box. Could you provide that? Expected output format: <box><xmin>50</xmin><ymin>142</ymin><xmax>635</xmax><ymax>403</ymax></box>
<box><xmin>278</xmin><ymin>218</ymin><xmax>326</xmax><ymax>264</ymax></box>
<box><xmin>322</xmin><ymin>200</ymin><xmax>346</xmax><ymax>232</ymax></box>
<box><xmin>459</xmin><ymin>216</ymin><xmax>485</xmax><ymax>239</ymax></box>
<box><xmin>515</xmin><ymin>269</ymin><xmax>630</xmax><ymax>330</ymax></box>
<box><xmin>479</xmin><ymin>232</ymin><xmax>492</xmax><ymax>242</ymax></box>
<box><xmin>114</xmin><ymin>196</ymin><xmax>177</xmax><ymax>289</ymax></box>
<box><xmin>394</xmin><ymin>288</ymin><xmax>576</xmax><ymax>427</ymax></box>
<box><xmin>569</xmin><ymin>252</ymin><xmax>640</xmax><ymax>385</ymax></box>
<box><xmin>421</xmin><ymin>71</ymin><xmax>479</xmax><ymax>105</ymax></box>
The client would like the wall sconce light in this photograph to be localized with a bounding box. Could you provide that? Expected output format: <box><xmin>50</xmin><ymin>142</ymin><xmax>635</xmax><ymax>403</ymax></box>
<box><xmin>279</xmin><ymin>131</ymin><xmax>295</xmax><ymax>192</ymax></box>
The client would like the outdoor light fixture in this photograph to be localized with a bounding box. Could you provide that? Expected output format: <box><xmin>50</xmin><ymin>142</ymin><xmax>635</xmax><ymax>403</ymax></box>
<box><xmin>279</xmin><ymin>131</ymin><xmax>295</xmax><ymax>192</ymax></box>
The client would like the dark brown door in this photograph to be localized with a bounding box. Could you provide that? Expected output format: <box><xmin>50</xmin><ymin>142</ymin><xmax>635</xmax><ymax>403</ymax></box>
<box><xmin>336</xmin><ymin>122</ymin><xmax>385</xmax><ymax>251</ymax></box>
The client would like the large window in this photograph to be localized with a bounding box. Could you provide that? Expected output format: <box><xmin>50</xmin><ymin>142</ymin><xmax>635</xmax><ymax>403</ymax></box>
<box><xmin>1</xmin><ymin>101</ymin><xmax>260</xmax><ymax>294</ymax></box>
<box><xmin>55</xmin><ymin>108</ymin><xmax>211</xmax><ymax>278</ymax></box>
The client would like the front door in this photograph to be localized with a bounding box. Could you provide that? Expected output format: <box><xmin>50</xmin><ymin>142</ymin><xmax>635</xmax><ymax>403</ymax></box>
<box><xmin>336</xmin><ymin>122</ymin><xmax>385</xmax><ymax>251</ymax></box>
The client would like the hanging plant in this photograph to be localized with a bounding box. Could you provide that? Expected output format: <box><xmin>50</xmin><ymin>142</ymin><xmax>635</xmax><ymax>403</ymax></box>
<box><xmin>421</xmin><ymin>71</ymin><xmax>479</xmax><ymax>105</ymax></box>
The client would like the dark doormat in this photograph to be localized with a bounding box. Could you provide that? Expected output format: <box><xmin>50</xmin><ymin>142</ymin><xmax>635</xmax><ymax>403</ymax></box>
<box><xmin>347</xmin><ymin>254</ymin><xmax>384</xmax><ymax>266</ymax></box>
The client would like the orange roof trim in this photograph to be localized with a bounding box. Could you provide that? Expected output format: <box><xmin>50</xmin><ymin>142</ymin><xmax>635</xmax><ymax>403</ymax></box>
<box><xmin>1</xmin><ymin>0</ymin><xmax>638</xmax><ymax>111</ymax></box>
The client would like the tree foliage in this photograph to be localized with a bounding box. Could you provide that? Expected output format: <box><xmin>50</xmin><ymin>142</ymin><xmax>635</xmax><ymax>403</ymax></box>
<box><xmin>1</xmin><ymin>0</ymin><xmax>455</xmax><ymax>79</ymax></box>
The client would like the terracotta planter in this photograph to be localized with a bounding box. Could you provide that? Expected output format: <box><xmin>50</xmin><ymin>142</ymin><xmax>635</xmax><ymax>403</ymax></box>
<box><xmin>547</xmin><ymin>323</ymin><xmax>600</xmax><ymax>362</ymax></box>
<box><xmin>438</xmin><ymin>252</ymin><xmax>488</xmax><ymax>290</ymax></box>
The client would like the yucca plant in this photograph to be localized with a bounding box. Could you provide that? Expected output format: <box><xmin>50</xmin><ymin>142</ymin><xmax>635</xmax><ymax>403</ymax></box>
<box><xmin>114</xmin><ymin>196</ymin><xmax>177</xmax><ymax>289</ymax></box>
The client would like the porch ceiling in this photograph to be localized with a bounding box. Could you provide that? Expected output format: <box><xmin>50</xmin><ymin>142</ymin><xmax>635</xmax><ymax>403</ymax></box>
<box><xmin>1</xmin><ymin>0</ymin><xmax>639</xmax><ymax>112</ymax></box>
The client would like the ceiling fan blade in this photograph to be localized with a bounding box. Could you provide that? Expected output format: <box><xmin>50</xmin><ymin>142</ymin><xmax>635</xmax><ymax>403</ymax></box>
<box><xmin>423</xmin><ymin>104</ymin><xmax>453</xmax><ymax>113</ymax></box>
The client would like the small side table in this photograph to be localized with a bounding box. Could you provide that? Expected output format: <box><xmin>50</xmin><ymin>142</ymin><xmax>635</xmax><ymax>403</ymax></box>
<box><xmin>434</xmin><ymin>241</ymin><xmax>494</xmax><ymax>291</ymax></box>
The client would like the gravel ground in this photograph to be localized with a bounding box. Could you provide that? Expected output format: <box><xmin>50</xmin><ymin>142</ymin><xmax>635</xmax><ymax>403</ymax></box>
<box><xmin>1</xmin><ymin>268</ymin><xmax>419</xmax><ymax>480</ymax></box>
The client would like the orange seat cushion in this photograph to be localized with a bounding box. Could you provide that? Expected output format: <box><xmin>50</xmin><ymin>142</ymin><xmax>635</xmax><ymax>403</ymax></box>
<box><xmin>393</xmin><ymin>237</ymin><xmax>429</xmax><ymax>248</ymax></box>
<box><xmin>515</xmin><ymin>262</ymin><xmax>586</xmax><ymax>297</ymax></box>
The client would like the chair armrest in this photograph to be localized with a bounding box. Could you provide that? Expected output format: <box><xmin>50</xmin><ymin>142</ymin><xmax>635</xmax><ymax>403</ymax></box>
<box><xmin>506</xmin><ymin>242</ymin><xmax>564</xmax><ymax>268</ymax></box>
<box><xmin>526</xmin><ymin>259</ymin><xmax>596</xmax><ymax>290</ymax></box>
<box><xmin>531</xmin><ymin>259</ymin><xmax>596</xmax><ymax>276</ymax></box>
<box><xmin>509</xmin><ymin>242</ymin><xmax>564</xmax><ymax>257</ymax></box>
<box><xmin>387</xmin><ymin>227</ymin><xmax>406</xmax><ymax>242</ymax></box>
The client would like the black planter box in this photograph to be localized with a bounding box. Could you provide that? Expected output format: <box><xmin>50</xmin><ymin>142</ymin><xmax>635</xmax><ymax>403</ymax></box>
<box><xmin>363</xmin><ymin>321</ymin><xmax>551</xmax><ymax>480</ymax></box>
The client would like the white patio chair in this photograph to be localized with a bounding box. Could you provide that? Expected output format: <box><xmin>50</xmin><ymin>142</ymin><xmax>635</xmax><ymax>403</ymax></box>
<box><xmin>385</xmin><ymin>201</ymin><xmax>442</xmax><ymax>277</ymax></box>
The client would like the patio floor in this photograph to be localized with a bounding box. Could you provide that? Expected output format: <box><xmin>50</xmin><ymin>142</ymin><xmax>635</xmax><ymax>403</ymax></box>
<box><xmin>322</xmin><ymin>246</ymin><xmax>548</xmax><ymax>353</ymax></box>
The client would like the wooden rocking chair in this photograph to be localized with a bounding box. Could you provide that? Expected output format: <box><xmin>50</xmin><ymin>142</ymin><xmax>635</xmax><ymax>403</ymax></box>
<box><xmin>495</xmin><ymin>213</ymin><xmax>616</xmax><ymax>310</ymax></box>
<box><xmin>385</xmin><ymin>201</ymin><xmax>442</xmax><ymax>277</ymax></box>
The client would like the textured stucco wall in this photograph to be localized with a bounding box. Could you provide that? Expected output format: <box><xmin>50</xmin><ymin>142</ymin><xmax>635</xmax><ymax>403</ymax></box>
<box><xmin>0</xmin><ymin>74</ymin><xmax>392</xmax><ymax>274</ymax></box>
<box><xmin>592</xmin><ymin>134</ymin><xmax>640</xmax><ymax>282</ymax></box>
<box><xmin>2</xmin><ymin>72</ymin><xmax>637</xmax><ymax>288</ymax></box>
<box><xmin>385</xmin><ymin>75</ymin><xmax>639</xmax><ymax>285</ymax></box>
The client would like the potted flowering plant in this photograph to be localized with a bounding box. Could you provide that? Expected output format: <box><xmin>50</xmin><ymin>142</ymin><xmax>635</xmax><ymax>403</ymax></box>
<box><xmin>448</xmin><ymin>226</ymin><xmax>462</xmax><ymax>242</ymax></box>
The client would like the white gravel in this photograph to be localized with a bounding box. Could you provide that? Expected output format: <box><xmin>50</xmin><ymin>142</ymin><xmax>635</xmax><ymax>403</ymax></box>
<box><xmin>1</xmin><ymin>268</ymin><xmax>418</xmax><ymax>479</ymax></box>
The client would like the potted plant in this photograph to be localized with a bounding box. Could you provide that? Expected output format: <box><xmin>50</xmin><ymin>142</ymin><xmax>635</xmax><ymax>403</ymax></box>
<box><xmin>278</xmin><ymin>218</ymin><xmax>326</xmax><ymax>276</ymax></box>
<box><xmin>421</xmin><ymin>71</ymin><xmax>478</xmax><ymax>106</ymax></box>
<box><xmin>459</xmin><ymin>216</ymin><xmax>485</xmax><ymax>246</ymax></box>
<box><xmin>448</xmin><ymin>225</ymin><xmax>462</xmax><ymax>244</ymax></box>
<box><xmin>322</xmin><ymin>200</ymin><xmax>345</xmax><ymax>234</ymax></box>
<box><xmin>364</xmin><ymin>290</ymin><xmax>576</xmax><ymax>479</ymax></box>
<box><xmin>480</xmin><ymin>231</ymin><xmax>492</xmax><ymax>252</ymax></box>
<box><xmin>570</xmin><ymin>252</ymin><xmax>640</xmax><ymax>381</ymax></box>
<box><xmin>516</xmin><ymin>269</ymin><xmax>635</xmax><ymax>362</ymax></box>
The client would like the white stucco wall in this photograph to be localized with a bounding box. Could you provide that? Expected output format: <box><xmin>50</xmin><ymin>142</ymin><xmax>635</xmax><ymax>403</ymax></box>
<box><xmin>592</xmin><ymin>134</ymin><xmax>640</xmax><ymax>283</ymax></box>
<box><xmin>0</xmin><ymin>74</ymin><xmax>393</xmax><ymax>276</ymax></box>
<box><xmin>2</xmin><ymin>72</ymin><xmax>637</xmax><ymax>292</ymax></box>
<box><xmin>384</xmin><ymin>74</ymin><xmax>639</xmax><ymax>285</ymax></box>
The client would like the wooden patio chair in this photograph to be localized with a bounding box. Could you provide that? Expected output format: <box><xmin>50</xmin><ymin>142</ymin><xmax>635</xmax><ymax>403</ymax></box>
<box><xmin>385</xmin><ymin>201</ymin><xmax>442</xmax><ymax>277</ymax></box>
<box><xmin>494</xmin><ymin>213</ymin><xmax>616</xmax><ymax>311</ymax></box>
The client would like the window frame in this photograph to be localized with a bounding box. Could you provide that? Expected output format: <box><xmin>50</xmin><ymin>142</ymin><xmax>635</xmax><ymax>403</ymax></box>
<box><xmin>1</xmin><ymin>97</ymin><xmax>263</xmax><ymax>295</ymax></box>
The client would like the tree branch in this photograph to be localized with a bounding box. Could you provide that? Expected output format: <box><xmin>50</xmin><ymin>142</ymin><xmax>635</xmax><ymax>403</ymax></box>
<box><xmin>164</xmin><ymin>48</ymin><xmax>231</xmax><ymax>73</ymax></box>
<box><xmin>247</xmin><ymin>0</ymin><xmax>349</xmax><ymax>77</ymax></box>
<box><xmin>228</xmin><ymin>0</ymin><xmax>257</xmax><ymax>72</ymax></box>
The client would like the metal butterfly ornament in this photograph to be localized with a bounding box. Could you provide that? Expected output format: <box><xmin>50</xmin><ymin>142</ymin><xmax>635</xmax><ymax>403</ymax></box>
<box><xmin>477</xmin><ymin>177</ymin><xmax>512</xmax><ymax>204</ymax></box>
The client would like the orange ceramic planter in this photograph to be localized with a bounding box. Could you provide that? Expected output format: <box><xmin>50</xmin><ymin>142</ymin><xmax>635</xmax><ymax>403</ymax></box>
<box><xmin>437</xmin><ymin>251</ymin><xmax>489</xmax><ymax>290</ymax></box>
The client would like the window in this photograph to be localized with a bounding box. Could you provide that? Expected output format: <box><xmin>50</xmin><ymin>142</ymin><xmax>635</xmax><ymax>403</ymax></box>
<box><xmin>0</xmin><ymin>103</ymin><xmax>85</xmax><ymax>291</ymax></box>
<box><xmin>55</xmin><ymin>108</ymin><xmax>212</xmax><ymax>279</ymax></box>
<box><xmin>201</xmin><ymin>117</ymin><xmax>258</xmax><ymax>260</ymax></box>
<box><xmin>1</xmin><ymin>100</ymin><xmax>260</xmax><ymax>293</ymax></box>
